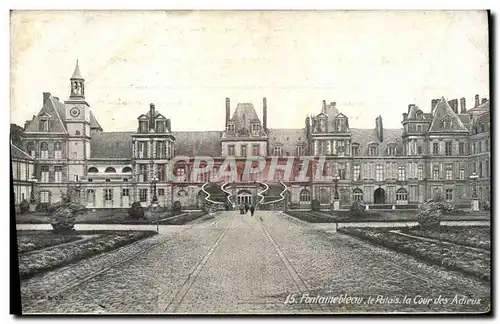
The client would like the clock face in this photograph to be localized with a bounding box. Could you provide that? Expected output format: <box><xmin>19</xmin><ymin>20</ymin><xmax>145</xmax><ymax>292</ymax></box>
<box><xmin>70</xmin><ymin>108</ymin><xmax>80</xmax><ymax>117</ymax></box>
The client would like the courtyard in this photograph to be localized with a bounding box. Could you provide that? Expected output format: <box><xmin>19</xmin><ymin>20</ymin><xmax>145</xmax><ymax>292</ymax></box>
<box><xmin>18</xmin><ymin>210</ymin><xmax>490</xmax><ymax>314</ymax></box>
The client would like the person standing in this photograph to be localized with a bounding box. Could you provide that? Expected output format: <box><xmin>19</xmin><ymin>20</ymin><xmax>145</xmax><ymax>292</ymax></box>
<box><xmin>250</xmin><ymin>205</ymin><xmax>255</xmax><ymax>217</ymax></box>
<box><xmin>245</xmin><ymin>203</ymin><xmax>249</xmax><ymax>214</ymax></box>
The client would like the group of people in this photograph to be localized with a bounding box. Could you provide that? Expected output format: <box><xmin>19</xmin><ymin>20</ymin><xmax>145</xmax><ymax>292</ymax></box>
<box><xmin>239</xmin><ymin>203</ymin><xmax>255</xmax><ymax>216</ymax></box>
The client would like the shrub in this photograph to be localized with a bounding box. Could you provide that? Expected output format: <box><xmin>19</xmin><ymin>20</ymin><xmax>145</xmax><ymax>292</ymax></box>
<box><xmin>19</xmin><ymin>199</ymin><xmax>29</xmax><ymax>214</ymax></box>
<box><xmin>173</xmin><ymin>201</ymin><xmax>182</xmax><ymax>215</ymax></box>
<box><xmin>349</xmin><ymin>201</ymin><xmax>366</xmax><ymax>217</ymax></box>
<box><xmin>129</xmin><ymin>202</ymin><xmax>145</xmax><ymax>219</ymax></box>
<box><xmin>480</xmin><ymin>201</ymin><xmax>490</xmax><ymax>211</ymax></box>
<box><xmin>51</xmin><ymin>206</ymin><xmax>76</xmax><ymax>233</ymax></box>
<box><xmin>311</xmin><ymin>199</ymin><xmax>321</xmax><ymax>211</ymax></box>
<box><xmin>417</xmin><ymin>203</ymin><xmax>441</xmax><ymax>229</ymax></box>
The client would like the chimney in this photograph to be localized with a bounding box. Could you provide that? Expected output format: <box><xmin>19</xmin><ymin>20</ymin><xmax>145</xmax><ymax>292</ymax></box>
<box><xmin>263</xmin><ymin>97</ymin><xmax>267</xmax><ymax>132</ymax></box>
<box><xmin>460</xmin><ymin>97</ymin><xmax>466</xmax><ymax>113</ymax></box>
<box><xmin>305</xmin><ymin>116</ymin><xmax>311</xmax><ymax>136</ymax></box>
<box><xmin>166</xmin><ymin>119</ymin><xmax>171</xmax><ymax>132</ymax></box>
<box><xmin>43</xmin><ymin>92</ymin><xmax>51</xmax><ymax>102</ymax></box>
<box><xmin>482</xmin><ymin>98</ymin><xmax>488</xmax><ymax>104</ymax></box>
<box><xmin>448</xmin><ymin>99</ymin><xmax>458</xmax><ymax>114</ymax></box>
<box><xmin>24</xmin><ymin>120</ymin><xmax>31</xmax><ymax>130</ymax></box>
<box><xmin>408</xmin><ymin>104</ymin><xmax>416</xmax><ymax>114</ymax></box>
<box><xmin>375</xmin><ymin>115</ymin><xmax>383</xmax><ymax>142</ymax></box>
<box><xmin>149</xmin><ymin>103</ymin><xmax>155</xmax><ymax>130</ymax></box>
<box><xmin>431</xmin><ymin>99</ymin><xmax>439</xmax><ymax>113</ymax></box>
<box><xmin>475</xmin><ymin>94</ymin><xmax>480</xmax><ymax>107</ymax></box>
<box><xmin>330</xmin><ymin>102</ymin><xmax>336</xmax><ymax>107</ymax></box>
<box><xmin>225</xmin><ymin>97</ymin><xmax>230</xmax><ymax>126</ymax></box>
<box><xmin>322</xmin><ymin>100</ymin><xmax>326</xmax><ymax>114</ymax></box>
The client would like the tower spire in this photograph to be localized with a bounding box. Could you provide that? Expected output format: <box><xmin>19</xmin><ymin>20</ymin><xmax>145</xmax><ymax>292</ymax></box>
<box><xmin>69</xmin><ymin>60</ymin><xmax>85</xmax><ymax>99</ymax></box>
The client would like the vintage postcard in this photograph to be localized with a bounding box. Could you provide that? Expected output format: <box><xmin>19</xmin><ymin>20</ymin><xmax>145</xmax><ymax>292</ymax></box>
<box><xmin>10</xmin><ymin>10</ymin><xmax>491</xmax><ymax>315</ymax></box>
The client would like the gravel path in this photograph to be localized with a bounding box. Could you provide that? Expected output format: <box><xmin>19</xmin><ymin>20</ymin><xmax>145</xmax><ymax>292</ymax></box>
<box><xmin>20</xmin><ymin>211</ymin><xmax>490</xmax><ymax>314</ymax></box>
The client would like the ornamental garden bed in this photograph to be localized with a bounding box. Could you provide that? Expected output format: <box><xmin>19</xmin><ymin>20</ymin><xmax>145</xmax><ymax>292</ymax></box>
<box><xmin>17</xmin><ymin>232</ymin><xmax>83</xmax><ymax>254</ymax></box>
<box><xmin>401</xmin><ymin>226</ymin><xmax>490</xmax><ymax>250</ymax></box>
<box><xmin>158</xmin><ymin>211</ymin><xmax>208</xmax><ymax>225</ymax></box>
<box><xmin>17</xmin><ymin>230</ymin><xmax>157</xmax><ymax>280</ymax></box>
<box><xmin>338</xmin><ymin>227</ymin><xmax>490</xmax><ymax>282</ymax></box>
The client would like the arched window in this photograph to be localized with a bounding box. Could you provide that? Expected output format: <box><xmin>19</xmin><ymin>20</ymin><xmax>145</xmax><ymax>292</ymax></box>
<box><xmin>396</xmin><ymin>188</ymin><xmax>408</xmax><ymax>203</ymax></box>
<box><xmin>353</xmin><ymin>188</ymin><xmax>363</xmax><ymax>202</ymax></box>
<box><xmin>40</xmin><ymin>142</ymin><xmax>49</xmax><ymax>159</ymax></box>
<box><xmin>122</xmin><ymin>167</ymin><xmax>132</xmax><ymax>173</ymax></box>
<box><xmin>87</xmin><ymin>167</ymin><xmax>98</xmax><ymax>173</ymax></box>
<box><xmin>177</xmin><ymin>189</ymin><xmax>188</xmax><ymax>197</ymax></box>
<box><xmin>299</xmin><ymin>189</ymin><xmax>311</xmax><ymax>202</ymax></box>
<box><xmin>54</xmin><ymin>142</ymin><xmax>62</xmax><ymax>159</ymax></box>
<box><xmin>417</xmin><ymin>124</ymin><xmax>422</xmax><ymax>132</ymax></box>
<box><xmin>105</xmin><ymin>167</ymin><xmax>116</xmax><ymax>173</ymax></box>
<box><xmin>27</xmin><ymin>142</ymin><xmax>35</xmax><ymax>157</ymax></box>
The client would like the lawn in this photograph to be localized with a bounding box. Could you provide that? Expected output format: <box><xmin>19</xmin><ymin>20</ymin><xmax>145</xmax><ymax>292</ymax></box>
<box><xmin>285</xmin><ymin>210</ymin><xmax>490</xmax><ymax>223</ymax></box>
<box><xmin>402</xmin><ymin>226</ymin><xmax>490</xmax><ymax>250</ymax></box>
<box><xmin>339</xmin><ymin>227</ymin><xmax>490</xmax><ymax>281</ymax></box>
<box><xmin>17</xmin><ymin>230</ymin><xmax>157</xmax><ymax>280</ymax></box>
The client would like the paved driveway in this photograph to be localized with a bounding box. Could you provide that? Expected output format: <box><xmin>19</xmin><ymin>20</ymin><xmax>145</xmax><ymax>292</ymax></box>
<box><xmin>20</xmin><ymin>211</ymin><xmax>490</xmax><ymax>314</ymax></box>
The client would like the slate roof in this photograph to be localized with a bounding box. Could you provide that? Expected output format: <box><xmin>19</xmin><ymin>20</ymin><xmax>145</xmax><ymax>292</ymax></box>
<box><xmin>71</xmin><ymin>60</ymin><xmax>83</xmax><ymax>79</ymax></box>
<box><xmin>224</xmin><ymin>103</ymin><xmax>267</xmax><ymax>137</ymax></box>
<box><xmin>173</xmin><ymin>131</ymin><xmax>222</xmax><ymax>157</ymax></box>
<box><xmin>90</xmin><ymin>132</ymin><xmax>134</xmax><ymax>159</ymax></box>
<box><xmin>350</xmin><ymin>128</ymin><xmax>404</xmax><ymax>156</ymax></box>
<box><xmin>268</xmin><ymin>128</ymin><xmax>307</xmax><ymax>155</ymax></box>
<box><xmin>10</xmin><ymin>142</ymin><xmax>34</xmax><ymax>161</ymax></box>
<box><xmin>24</xmin><ymin>93</ymin><xmax>68</xmax><ymax>133</ymax></box>
<box><xmin>90</xmin><ymin>110</ymin><xmax>103</xmax><ymax>131</ymax></box>
<box><xmin>428</xmin><ymin>97</ymin><xmax>468</xmax><ymax>133</ymax></box>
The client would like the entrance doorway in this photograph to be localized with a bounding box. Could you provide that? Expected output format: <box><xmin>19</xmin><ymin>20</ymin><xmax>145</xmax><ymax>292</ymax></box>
<box><xmin>374</xmin><ymin>188</ymin><xmax>386</xmax><ymax>204</ymax></box>
<box><xmin>237</xmin><ymin>190</ymin><xmax>253</xmax><ymax>206</ymax></box>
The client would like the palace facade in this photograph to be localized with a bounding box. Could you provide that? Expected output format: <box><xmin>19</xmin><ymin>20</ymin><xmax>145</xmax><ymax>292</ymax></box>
<box><xmin>15</xmin><ymin>63</ymin><xmax>491</xmax><ymax>210</ymax></box>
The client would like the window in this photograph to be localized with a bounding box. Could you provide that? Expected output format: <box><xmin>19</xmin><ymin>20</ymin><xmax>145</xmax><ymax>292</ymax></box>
<box><xmin>138</xmin><ymin>141</ymin><xmax>148</xmax><ymax>158</ymax></box>
<box><xmin>353</xmin><ymin>188</ymin><xmax>363</xmax><ymax>202</ymax></box>
<box><xmin>175</xmin><ymin>167</ymin><xmax>186</xmax><ymax>182</ymax></box>
<box><xmin>299</xmin><ymin>190</ymin><xmax>311</xmax><ymax>203</ymax></box>
<box><xmin>156</xmin><ymin>141</ymin><xmax>166</xmax><ymax>159</ymax></box>
<box><xmin>445</xmin><ymin>189</ymin><xmax>453</xmax><ymax>201</ymax></box>
<box><xmin>445</xmin><ymin>142</ymin><xmax>452</xmax><ymax>156</ymax></box>
<box><xmin>375</xmin><ymin>165</ymin><xmax>384</xmax><ymax>181</ymax></box>
<box><xmin>139</xmin><ymin>189</ymin><xmax>148</xmax><ymax>202</ymax></box>
<box><xmin>478</xmin><ymin>141</ymin><xmax>482</xmax><ymax>153</ymax></box>
<box><xmin>122</xmin><ymin>167</ymin><xmax>132</xmax><ymax>173</ymax></box>
<box><xmin>105</xmin><ymin>179</ymin><xmax>111</xmax><ymax>182</ymax></box>
<box><xmin>139</xmin><ymin>121</ymin><xmax>148</xmax><ymax>133</ymax></box>
<box><xmin>459</xmin><ymin>168</ymin><xmax>465</xmax><ymax>180</ymax></box>
<box><xmin>122</xmin><ymin>189</ymin><xmax>129</xmax><ymax>197</ymax></box>
<box><xmin>88</xmin><ymin>179</ymin><xmax>93</xmax><ymax>182</ymax></box>
<box><xmin>352</xmin><ymin>145</ymin><xmax>360</xmax><ymax>156</ymax></box>
<box><xmin>54</xmin><ymin>142</ymin><xmax>62</xmax><ymax>159</ymax></box>
<box><xmin>105</xmin><ymin>167</ymin><xmax>116</xmax><ymax>173</ymax></box>
<box><xmin>40</xmin><ymin>166</ymin><xmax>49</xmax><ymax>182</ymax></box>
<box><xmin>227</xmin><ymin>123</ymin><xmax>235</xmax><ymax>133</ymax></box>
<box><xmin>88</xmin><ymin>167</ymin><xmax>98</xmax><ymax>173</ymax></box>
<box><xmin>157</xmin><ymin>164</ymin><xmax>166</xmax><ymax>182</ymax></box>
<box><xmin>368</xmin><ymin>146</ymin><xmax>378</xmax><ymax>156</ymax></box>
<box><xmin>337</xmin><ymin>141</ymin><xmax>345</xmax><ymax>156</ymax></box>
<box><xmin>417</xmin><ymin>145</ymin><xmax>423</xmax><ymax>155</ymax></box>
<box><xmin>417</xmin><ymin>165</ymin><xmax>424</xmax><ymax>180</ymax></box>
<box><xmin>459</xmin><ymin>143</ymin><xmax>465</xmax><ymax>155</ymax></box>
<box><xmin>485</xmin><ymin>139</ymin><xmax>489</xmax><ymax>152</ymax></box>
<box><xmin>485</xmin><ymin>160</ymin><xmax>489</xmax><ymax>178</ymax></box>
<box><xmin>338</xmin><ymin>163</ymin><xmax>346</xmax><ymax>180</ymax></box>
<box><xmin>296</xmin><ymin>145</ymin><xmax>304</xmax><ymax>156</ymax></box>
<box><xmin>432</xmin><ymin>166</ymin><xmax>440</xmax><ymax>180</ymax></box>
<box><xmin>228</xmin><ymin>145</ymin><xmax>235</xmax><ymax>156</ymax></box>
<box><xmin>252</xmin><ymin>144</ymin><xmax>260</xmax><ymax>156</ymax></box>
<box><xmin>273</xmin><ymin>146</ymin><xmax>283</xmax><ymax>156</ymax></box>
<box><xmin>138</xmin><ymin>164</ymin><xmax>148</xmax><ymax>182</ymax></box>
<box><xmin>432</xmin><ymin>142</ymin><xmax>439</xmax><ymax>155</ymax></box>
<box><xmin>40</xmin><ymin>142</ymin><xmax>49</xmax><ymax>159</ymax></box>
<box><xmin>318</xmin><ymin>119</ymin><xmax>326</xmax><ymax>132</ymax></box>
<box><xmin>54</xmin><ymin>166</ymin><xmax>63</xmax><ymax>183</ymax></box>
<box><xmin>155</xmin><ymin>121</ymin><xmax>165</xmax><ymax>133</ymax></box>
<box><xmin>123</xmin><ymin>178</ymin><xmax>128</xmax><ymax>182</ymax></box>
<box><xmin>251</xmin><ymin>124</ymin><xmax>260</xmax><ymax>135</ymax></box>
<box><xmin>40</xmin><ymin>191</ymin><xmax>50</xmax><ymax>203</ymax></box>
<box><xmin>240</xmin><ymin>144</ymin><xmax>247</xmax><ymax>156</ymax></box>
<box><xmin>353</xmin><ymin>165</ymin><xmax>361</xmax><ymax>181</ymax></box>
<box><xmin>445</xmin><ymin>164</ymin><xmax>453</xmax><ymax>180</ymax></box>
<box><xmin>396</xmin><ymin>188</ymin><xmax>408</xmax><ymax>202</ymax></box>
<box><xmin>387</xmin><ymin>146</ymin><xmax>396</xmax><ymax>156</ymax></box>
<box><xmin>177</xmin><ymin>190</ymin><xmax>188</xmax><ymax>197</ymax></box>
<box><xmin>397</xmin><ymin>166</ymin><xmax>406</xmax><ymax>181</ymax></box>
<box><xmin>104</xmin><ymin>189</ymin><xmax>112</xmax><ymax>201</ymax></box>
<box><xmin>27</xmin><ymin>142</ymin><xmax>35</xmax><ymax>157</ymax></box>
<box><xmin>417</xmin><ymin>124</ymin><xmax>422</xmax><ymax>132</ymax></box>
<box><xmin>479</xmin><ymin>162</ymin><xmax>483</xmax><ymax>178</ymax></box>
<box><xmin>39</xmin><ymin>120</ymin><xmax>49</xmax><ymax>132</ymax></box>
<box><xmin>473</xmin><ymin>143</ymin><xmax>476</xmax><ymax>154</ymax></box>
<box><xmin>158</xmin><ymin>189</ymin><xmax>165</xmax><ymax>196</ymax></box>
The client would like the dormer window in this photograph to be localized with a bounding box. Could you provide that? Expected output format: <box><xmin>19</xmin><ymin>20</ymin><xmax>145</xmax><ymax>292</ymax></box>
<box><xmin>251</xmin><ymin>123</ymin><xmax>260</xmax><ymax>135</ymax></box>
<box><xmin>318</xmin><ymin>119</ymin><xmax>326</xmax><ymax>132</ymax></box>
<box><xmin>273</xmin><ymin>145</ymin><xmax>283</xmax><ymax>156</ymax></box>
<box><xmin>39</xmin><ymin>119</ymin><xmax>49</xmax><ymax>132</ymax></box>
<box><xmin>368</xmin><ymin>145</ymin><xmax>378</xmax><ymax>156</ymax></box>
<box><xmin>387</xmin><ymin>145</ymin><xmax>396</xmax><ymax>156</ymax></box>
<box><xmin>416</xmin><ymin>111</ymin><xmax>423</xmax><ymax>120</ymax></box>
<box><xmin>352</xmin><ymin>144</ymin><xmax>360</xmax><ymax>156</ymax></box>
<box><xmin>417</xmin><ymin>124</ymin><xmax>423</xmax><ymax>132</ymax></box>
<box><xmin>155</xmin><ymin>120</ymin><xmax>165</xmax><ymax>133</ymax></box>
<box><xmin>227</xmin><ymin>123</ymin><xmax>235</xmax><ymax>133</ymax></box>
<box><xmin>139</xmin><ymin>121</ymin><xmax>148</xmax><ymax>133</ymax></box>
<box><xmin>334</xmin><ymin>119</ymin><xmax>345</xmax><ymax>132</ymax></box>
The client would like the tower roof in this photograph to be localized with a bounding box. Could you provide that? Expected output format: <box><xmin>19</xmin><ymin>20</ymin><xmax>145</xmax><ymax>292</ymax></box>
<box><xmin>71</xmin><ymin>60</ymin><xmax>84</xmax><ymax>79</ymax></box>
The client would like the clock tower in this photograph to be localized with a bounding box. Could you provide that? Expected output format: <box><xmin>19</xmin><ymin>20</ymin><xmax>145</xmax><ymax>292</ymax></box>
<box><xmin>64</xmin><ymin>60</ymin><xmax>92</xmax><ymax>181</ymax></box>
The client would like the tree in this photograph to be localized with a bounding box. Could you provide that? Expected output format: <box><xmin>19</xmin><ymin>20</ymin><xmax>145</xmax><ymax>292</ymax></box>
<box><xmin>10</xmin><ymin>123</ymin><xmax>24</xmax><ymax>148</ymax></box>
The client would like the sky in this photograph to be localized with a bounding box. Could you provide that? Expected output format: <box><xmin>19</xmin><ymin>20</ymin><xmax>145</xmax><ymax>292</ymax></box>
<box><xmin>10</xmin><ymin>10</ymin><xmax>489</xmax><ymax>132</ymax></box>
